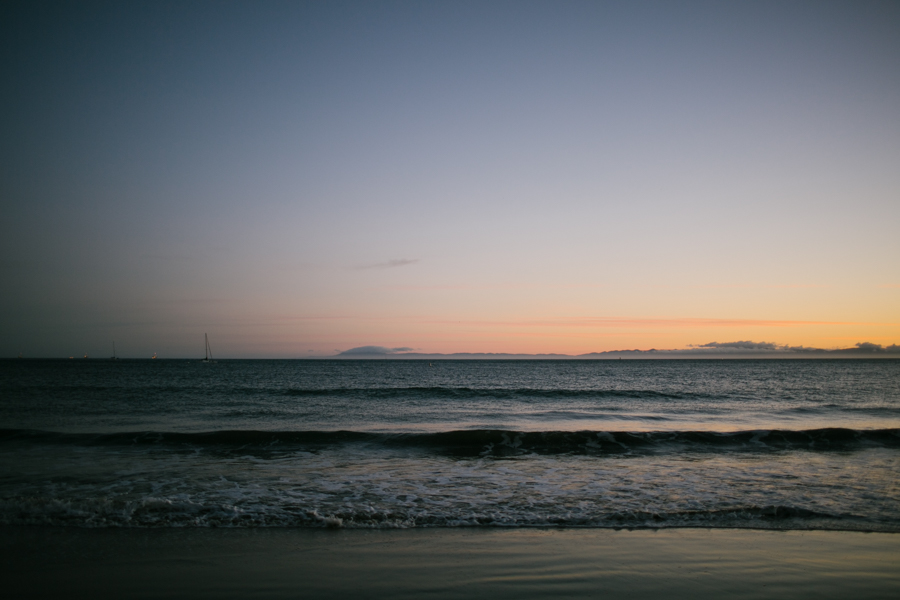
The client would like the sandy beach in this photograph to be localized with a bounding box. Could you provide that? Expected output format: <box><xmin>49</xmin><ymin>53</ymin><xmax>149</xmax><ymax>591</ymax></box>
<box><xmin>3</xmin><ymin>527</ymin><xmax>898</xmax><ymax>599</ymax></box>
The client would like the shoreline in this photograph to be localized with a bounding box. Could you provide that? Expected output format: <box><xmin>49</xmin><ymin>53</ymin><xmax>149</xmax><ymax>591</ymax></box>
<box><xmin>3</xmin><ymin>527</ymin><xmax>898</xmax><ymax>599</ymax></box>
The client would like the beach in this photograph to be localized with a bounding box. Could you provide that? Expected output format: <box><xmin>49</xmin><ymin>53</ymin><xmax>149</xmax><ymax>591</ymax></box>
<box><xmin>3</xmin><ymin>527</ymin><xmax>898</xmax><ymax>599</ymax></box>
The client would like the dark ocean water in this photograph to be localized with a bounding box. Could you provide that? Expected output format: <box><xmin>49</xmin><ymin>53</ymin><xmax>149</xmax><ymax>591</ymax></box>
<box><xmin>1</xmin><ymin>359</ymin><xmax>898</xmax><ymax>530</ymax></box>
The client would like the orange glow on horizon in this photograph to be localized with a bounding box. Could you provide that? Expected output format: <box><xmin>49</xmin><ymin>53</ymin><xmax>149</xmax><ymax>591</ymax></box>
<box><xmin>238</xmin><ymin>312</ymin><xmax>900</xmax><ymax>356</ymax></box>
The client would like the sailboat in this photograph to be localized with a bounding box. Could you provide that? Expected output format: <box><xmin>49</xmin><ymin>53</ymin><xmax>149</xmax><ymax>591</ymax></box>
<box><xmin>201</xmin><ymin>333</ymin><xmax>216</xmax><ymax>363</ymax></box>
<box><xmin>110</xmin><ymin>341</ymin><xmax>117</xmax><ymax>360</ymax></box>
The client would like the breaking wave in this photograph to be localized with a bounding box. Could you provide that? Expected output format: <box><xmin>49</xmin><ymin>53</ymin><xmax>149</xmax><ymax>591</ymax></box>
<box><xmin>2</xmin><ymin>427</ymin><xmax>898</xmax><ymax>456</ymax></box>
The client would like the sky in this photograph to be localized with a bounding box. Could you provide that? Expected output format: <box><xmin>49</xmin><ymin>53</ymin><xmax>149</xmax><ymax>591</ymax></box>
<box><xmin>1</xmin><ymin>0</ymin><xmax>899</xmax><ymax>358</ymax></box>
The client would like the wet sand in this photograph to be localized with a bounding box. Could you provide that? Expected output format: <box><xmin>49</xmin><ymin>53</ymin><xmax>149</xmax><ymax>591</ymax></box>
<box><xmin>2</xmin><ymin>527</ymin><xmax>898</xmax><ymax>599</ymax></box>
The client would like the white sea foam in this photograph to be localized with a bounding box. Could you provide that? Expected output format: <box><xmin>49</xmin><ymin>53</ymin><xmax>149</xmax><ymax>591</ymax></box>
<box><xmin>0</xmin><ymin>441</ymin><xmax>897</xmax><ymax>530</ymax></box>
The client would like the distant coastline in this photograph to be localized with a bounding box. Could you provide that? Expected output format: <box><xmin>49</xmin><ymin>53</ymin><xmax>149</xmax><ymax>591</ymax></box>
<box><xmin>6</xmin><ymin>341</ymin><xmax>900</xmax><ymax>360</ymax></box>
<box><xmin>332</xmin><ymin>341</ymin><xmax>900</xmax><ymax>359</ymax></box>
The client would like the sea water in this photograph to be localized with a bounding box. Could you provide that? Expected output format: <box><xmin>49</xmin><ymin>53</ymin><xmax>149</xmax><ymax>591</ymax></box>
<box><xmin>1</xmin><ymin>359</ymin><xmax>898</xmax><ymax>530</ymax></box>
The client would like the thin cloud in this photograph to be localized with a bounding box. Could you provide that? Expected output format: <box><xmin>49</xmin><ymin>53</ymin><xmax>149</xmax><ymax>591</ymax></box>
<box><xmin>338</xmin><ymin>346</ymin><xmax>415</xmax><ymax>355</ymax></box>
<box><xmin>353</xmin><ymin>259</ymin><xmax>419</xmax><ymax>270</ymax></box>
<box><xmin>630</xmin><ymin>341</ymin><xmax>900</xmax><ymax>355</ymax></box>
<box><xmin>420</xmin><ymin>317</ymin><xmax>865</xmax><ymax>328</ymax></box>
<box><xmin>272</xmin><ymin>314</ymin><xmax>892</xmax><ymax>327</ymax></box>
<box><xmin>850</xmin><ymin>342</ymin><xmax>900</xmax><ymax>353</ymax></box>
<box><xmin>379</xmin><ymin>283</ymin><xmax>606</xmax><ymax>292</ymax></box>
<box><xmin>692</xmin><ymin>341</ymin><xmax>780</xmax><ymax>350</ymax></box>
<box><xmin>333</xmin><ymin>341</ymin><xmax>900</xmax><ymax>358</ymax></box>
<box><xmin>381</xmin><ymin>283</ymin><xmax>529</xmax><ymax>292</ymax></box>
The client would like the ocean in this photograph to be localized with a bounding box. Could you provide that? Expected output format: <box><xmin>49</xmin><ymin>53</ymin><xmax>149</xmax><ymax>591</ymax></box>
<box><xmin>1</xmin><ymin>359</ymin><xmax>898</xmax><ymax>531</ymax></box>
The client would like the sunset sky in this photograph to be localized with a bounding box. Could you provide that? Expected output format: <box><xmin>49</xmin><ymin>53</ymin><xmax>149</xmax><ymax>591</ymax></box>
<box><xmin>2</xmin><ymin>1</ymin><xmax>898</xmax><ymax>358</ymax></box>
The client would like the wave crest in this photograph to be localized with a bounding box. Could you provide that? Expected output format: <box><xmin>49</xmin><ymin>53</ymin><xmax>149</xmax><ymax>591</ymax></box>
<box><xmin>2</xmin><ymin>427</ymin><xmax>897</xmax><ymax>456</ymax></box>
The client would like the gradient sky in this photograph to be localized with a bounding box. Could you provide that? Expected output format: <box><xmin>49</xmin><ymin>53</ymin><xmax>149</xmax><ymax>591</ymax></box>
<box><xmin>2</xmin><ymin>0</ymin><xmax>899</xmax><ymax>358</ymax></box>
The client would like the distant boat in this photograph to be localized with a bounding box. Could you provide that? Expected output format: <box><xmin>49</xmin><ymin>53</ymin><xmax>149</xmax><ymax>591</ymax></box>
<box><xmin>151</xmin><ymin>353</ymin><xmax>157</xmax><ymax>359</ymax></box>
<box><xmin>201</xmin><ymin>333</ymin><xmax>216</xmax><ymax>363</ymax></box>
<box><xmin>110</xmin><ymin>341</ymin><xmax>117</xmax><ymax>361</ymax></box>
